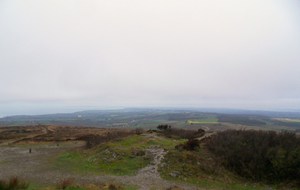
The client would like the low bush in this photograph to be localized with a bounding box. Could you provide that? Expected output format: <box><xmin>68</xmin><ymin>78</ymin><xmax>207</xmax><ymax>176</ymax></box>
<box><xmin>157</xmin><ymin>124</ymin><xmax>205</xmax><ymax>139</ymax></box>
<box><xmin>0</xmin><ymin>177</ymin><xmax>29</xmax><ymax>190</ymax></box>
<box><xmin>77</xmin><ymin>130</ymin><xmax>134</xmax><ymax>148</ymax></box>
<box><xmin>134</xmin><ymin>128</ymin><xmax>144</xmax><ymax>135</ymax></box>
<box><xmin>166</xmin><ymin>186</ymin><xmax>184</xmax><ymax>190</ymax></box>
<box><xmin>176</xmin><ymin>139</ymin><xmax>200</xmax><ymax>151</ymax></box>
<box><xmin>206</xmin><ymin>130</ymin><xmax>300</xmax><ymax>183</ymax></box>
<box><xmin>157</xmin><ymin>124</ymin><xmax>172</xmax><ymax>131</ymax></box>
<box><xmin>57</xmin><ymin>179</ymin><xmax>74</xmax><ymax>190</ymax></box>
<box><xmin>161</xmin><ymin>128</ymin><xmax>205</xmax><ymax>139</ymax></box>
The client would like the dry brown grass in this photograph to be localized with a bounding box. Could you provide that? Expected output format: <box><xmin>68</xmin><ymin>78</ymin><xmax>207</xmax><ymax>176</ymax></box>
<box><xmin>0</xmin><ymin>125</ymin><xmax>133</xmax><ymax>145</ymax></box>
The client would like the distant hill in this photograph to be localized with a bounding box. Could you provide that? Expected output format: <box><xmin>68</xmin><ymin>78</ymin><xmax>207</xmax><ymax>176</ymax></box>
<box><xmin>0</xmin><ymin>108</ymin><xmax>300</xmax><ymax>129</ymax></box>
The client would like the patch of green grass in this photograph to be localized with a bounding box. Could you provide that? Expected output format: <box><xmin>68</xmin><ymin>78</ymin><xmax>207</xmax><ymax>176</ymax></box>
<box><xmin>0</xmin><ymin>159</ymin><xmax>8</xmax><ymax>165</ymax></box>
<box><xmin>56</xmin><ymin>149</ymin><xmax>147</xmax><ymax>175</ymax></box>
<box><xmin>55</xmin><ymin>134</ymin><xmax>183</xmax><ymax>176</ymax></box>
<box><xmin>187</xmin><ymin>117</ymin><xmax>219</xmax><ymax>125</ymax></box>
<box><xmin>124</xmin><ymin>185</ymin><xmax>139</xmax><ymax>190</ymax></box>
<box><xmin>26</xmin><ymin>183</ymin><xmax>42</xmax><ymax>190</ymax></box>
<box><xmin>274</xmin><ymin>118</ymin><xmax>300</xmax><ymax>123</ymax></box>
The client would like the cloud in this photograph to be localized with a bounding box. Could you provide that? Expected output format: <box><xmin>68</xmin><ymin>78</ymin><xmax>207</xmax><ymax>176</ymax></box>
<box><xmin>0</xmin><ymin>0</ymin><xmax>299</xmax><ymax>115</ymax></box>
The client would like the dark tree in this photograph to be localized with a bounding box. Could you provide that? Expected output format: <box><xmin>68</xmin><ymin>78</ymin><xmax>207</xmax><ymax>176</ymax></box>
<box><xmin>157</xmin><ymin>124</ymin><xmax>172</xmax><ymax>131</ymax></box>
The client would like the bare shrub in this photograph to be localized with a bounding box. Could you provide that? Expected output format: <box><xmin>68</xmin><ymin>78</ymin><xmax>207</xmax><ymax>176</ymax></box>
<box><xmin>56</xmin><ymin>179</ymin><xmax>73</xmax><ymax>190</ymax></box>
<box><xmin>108</xmin><ymin>184</ymin><xmax>120</xmax><ymax>190</ymax></box>
<box><xmin>135</xmin><ymin>128</ymin><xmax>144</xmax><ymax>135</ymax></box>
<box><xmin>131</xmin><ymin>149</ymin><xmax>145</xmax><ymax>156</ymax></box>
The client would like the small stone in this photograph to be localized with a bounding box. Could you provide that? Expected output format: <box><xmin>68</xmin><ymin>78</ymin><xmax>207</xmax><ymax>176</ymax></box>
<box><xmin>169</xmin><ymin>171</ymin><xmax>181</xmax><ymax>177</ymax></box>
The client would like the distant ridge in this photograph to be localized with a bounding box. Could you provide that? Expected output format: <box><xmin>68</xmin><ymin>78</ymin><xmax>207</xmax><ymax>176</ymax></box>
<box><xmin>0</xmin><ymin>108</ymin><xmax>300</xmax><ymax>128</ymax></box>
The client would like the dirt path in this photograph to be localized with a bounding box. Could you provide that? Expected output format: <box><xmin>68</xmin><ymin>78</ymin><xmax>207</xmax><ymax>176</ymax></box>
<box><xmin>127</xmin><ymin>146</ymin><xmax>173</xmax><ymax>189</ymax></box>
<box><xmin>137</xmin><ymin>146</ymin><xmax>166</xmax><ymax>179</ymax></box>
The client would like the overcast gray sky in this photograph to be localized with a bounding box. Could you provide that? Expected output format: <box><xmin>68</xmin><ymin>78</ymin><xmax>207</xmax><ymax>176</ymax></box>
<box><xmin>0</xmin><ymin>0</ymin><xmax>300</xmax><ymax>116</ymax></box>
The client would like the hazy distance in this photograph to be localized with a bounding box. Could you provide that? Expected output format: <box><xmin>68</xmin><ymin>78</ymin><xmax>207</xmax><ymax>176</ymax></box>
<box><xmin>0</xmin><ymin>0</ymin><xmax>300</xmax><ymax>116</ymax></box>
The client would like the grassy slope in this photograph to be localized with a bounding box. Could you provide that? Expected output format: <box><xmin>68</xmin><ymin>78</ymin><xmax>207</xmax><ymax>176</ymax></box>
<box><xmin>158</xmin><ymin>144</ymin><xmax>298</xmax><ymax>190</ymax></box>
<box><xmin>55</xmin><ymin>134</ymin><xmax>184</xmax><ymax>176</ymax></box>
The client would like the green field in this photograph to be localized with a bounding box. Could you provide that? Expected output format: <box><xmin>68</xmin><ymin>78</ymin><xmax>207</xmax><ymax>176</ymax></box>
<box><xmin>273</xmin><ymin>118</ymin><xmax>300</xmax><ymax>123</ymax></box>
<box><xmin>187</xmin><ymin>117</ymin><xmax>219</xmax><ymax>125</ymax></box>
